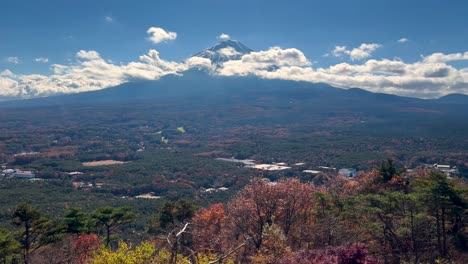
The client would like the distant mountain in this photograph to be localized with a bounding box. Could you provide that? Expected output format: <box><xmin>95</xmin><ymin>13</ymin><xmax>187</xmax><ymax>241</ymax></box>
<box><xmin>436</xmin><ymin>93</ymin><xmax>468</xmax><ymax>104</ymax></box>
<box><xmin>0</xmin><ymin>70</ymin><xmax>437</xmax><ymax>108</ymax></box>
<box><xmin>192</xmin><ymin>40</ymin><xmax>253</xmax><ymax>66</ymax></box>
<box><xmin>3</xmin><ymin>70</ymin><xmax>465</xmax><ymax>113</ymax></box>
<box><xmin>2</xmin><ymin>39</ymin><xmax>467</xmax><ymax>106</ymax></box>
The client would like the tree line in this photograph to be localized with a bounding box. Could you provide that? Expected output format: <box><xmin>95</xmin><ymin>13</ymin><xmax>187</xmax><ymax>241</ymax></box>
<box><xmin>0</xmin><ymin>160</ymin><xmax>467</xmax><ymax>263</ymax></box>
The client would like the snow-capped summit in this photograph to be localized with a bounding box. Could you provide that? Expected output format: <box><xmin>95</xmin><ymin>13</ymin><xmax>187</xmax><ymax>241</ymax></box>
<box><xmin>193</xmin><ymin>40</ymin><xmax>253</xmax><ymax>66</ymax></box>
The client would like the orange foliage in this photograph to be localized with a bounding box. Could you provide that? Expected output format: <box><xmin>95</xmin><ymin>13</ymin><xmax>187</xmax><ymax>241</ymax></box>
<box><xmin>192</xmin><ymin>203</ymin><xmax>229</xmax><ymax>255</ymax></box>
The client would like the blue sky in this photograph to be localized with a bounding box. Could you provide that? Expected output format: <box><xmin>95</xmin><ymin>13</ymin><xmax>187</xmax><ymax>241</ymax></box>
<box><xmin>1</xmin><ymin>0</ymin><xmax>468</xmax><ymax>98</ymax></box>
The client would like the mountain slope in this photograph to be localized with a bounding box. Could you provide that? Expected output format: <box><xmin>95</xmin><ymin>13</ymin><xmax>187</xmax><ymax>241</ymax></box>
<box><xmin>2</xmin><ymin>70</ymin><xmax>466</xmax><ymax>116</ymax></box>
<box><xmin>192</xmin><ymin>40</ymin><xmax>253</xmax><ymax>66</ymax></box>
<box><xmin>436</xmin><ymin>93</ymin><xmax>468</xmax><ymax>104</ymax></box>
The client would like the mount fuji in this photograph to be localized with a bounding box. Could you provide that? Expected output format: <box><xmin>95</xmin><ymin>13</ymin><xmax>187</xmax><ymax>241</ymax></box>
<box><xmin>192</xmin><ymin>39</ymin><xmax>253</xmax><ymax>66</ymax></box>
<box><xmin>1</xmin><ymin>40</ymin><xmax>468</xmax><ymax>107</ymax></box>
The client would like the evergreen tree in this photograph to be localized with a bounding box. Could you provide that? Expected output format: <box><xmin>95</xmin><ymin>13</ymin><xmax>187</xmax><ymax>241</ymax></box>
<box><xmin>12</xmin><ymin>204</ymin><xmax>50</xmax><ymax>264</ymax></box>
<box><xmin>92</xmin><ymin>206</ymin><xmax>136</xmax><ymax>248</ymax></box>
<box><xmin>64</xmin><ymin>207</ymin><xmax>89</xmax><ymax>235</ymax></box>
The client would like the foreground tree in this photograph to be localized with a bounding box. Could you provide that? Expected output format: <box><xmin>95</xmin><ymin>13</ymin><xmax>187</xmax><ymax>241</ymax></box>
<box><xmin>227</xmin><ymin>178</ymin><xmax>319</xmax><ymax>259</ymax></box>
<box><xmin>278</xmin><ymin>243</ymin><xmax>382</xmax><ymax>264</ymax></box>
<box><xmin>73</xmin><ymin>234</ymin><xmax>101</xmax><ymax>264</ymax></box>
<box><xmin>64</xmin><ymin>207</ymin><xmax>90</xmax><ymax>235</ymax></box>
<box><xmin>192</xmin><ymin>203</ymin><xmax>228</xmax><ymax>255</ymax></box>
<box><xmin>92</xmin><ymin>206</ymin><xmax>136</xmax><ymax>248</ymax></box>
<box><xmin>158</xmin><ymin>199</ymin><xmax>196</xmax><ymax>230</ymax></box>
<box><xmin>12</xmin><ymin>203</ymin><xmax>51</xmax><ymax>264</ymax></box>
<box><xmin>419</xmin><ymin>171</ymin><xmax>467</xmax><ymax>258</ymax></box>
<box><xmin>90</xmin><ymin>241</ymin><xmax>155</xmax><ymax>264</ymax></box>
<box><xmin>0</xmin><ymin>229</ymin><xmax>21</xmax><ymax>263</ymax></box>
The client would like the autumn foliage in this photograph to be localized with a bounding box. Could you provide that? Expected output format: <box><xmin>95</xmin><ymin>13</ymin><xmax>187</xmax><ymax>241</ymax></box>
<box><xmin>72</xmin><ymin>234</ymin><xmax>101</xmax><ymax>264</ymax></box>
<box><xmin>3</xmin><ymin>166</ymin><xmax>467</xmax><ymax>264</ymax></box>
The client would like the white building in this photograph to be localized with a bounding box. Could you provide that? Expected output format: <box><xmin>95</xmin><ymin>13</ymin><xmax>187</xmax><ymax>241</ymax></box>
<box><xmin>338</xmin><ymin>168</ymin><xmax>357</xmax><ymax>178</ymax></box>
<box><xmin>13</xmin><ymin>170</ymin><xmax>35</xmax><ymax>179</ymax></box>
<box><xmin>433</xmin><ymin>164</ymin><xmax>459</xmax><ymax>177</ymax></box>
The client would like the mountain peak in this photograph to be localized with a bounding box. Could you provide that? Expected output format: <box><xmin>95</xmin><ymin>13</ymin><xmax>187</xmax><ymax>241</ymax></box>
<box><xmin>193</xmin><ymin>40</ymin><xmax>253</xmax><ymax>66</ymax></box>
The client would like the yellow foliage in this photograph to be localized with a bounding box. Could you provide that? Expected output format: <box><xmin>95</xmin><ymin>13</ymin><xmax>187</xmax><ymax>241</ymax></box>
<box><xmin>89</xmin><ymin>241</ymin><xmax>155</xmax><ymax>264</ymax></box>
<box><xmin>89</xmin><ymin>240</ymin><xmax>229</xmax><ymax>264</ymax></box>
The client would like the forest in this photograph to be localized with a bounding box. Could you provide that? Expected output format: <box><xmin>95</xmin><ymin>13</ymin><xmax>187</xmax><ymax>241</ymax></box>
<box><xmin>1</xmin><ymin>74</ymin><xmax>468</xmax><ymax>263</ymax></box>
<box><xmin>0</xmin><ymin>161</ymin><xmax>467</xmax><ymax>264</ymax></box>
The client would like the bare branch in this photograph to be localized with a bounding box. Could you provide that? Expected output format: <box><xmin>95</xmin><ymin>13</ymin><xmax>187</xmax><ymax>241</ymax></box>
<box><xmin>176</xmin><ymin>222</ymin><xmax>190</xmax><ymax>237</ymax></box>
<box><xmin>208</xmin><ymin>237</ymin><xmax>252</xmax><ymax>264</ymax></box>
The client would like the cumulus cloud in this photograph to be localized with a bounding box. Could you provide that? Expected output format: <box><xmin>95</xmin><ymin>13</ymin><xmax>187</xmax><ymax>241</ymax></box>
<box><xmin>332</xmin><ymin>43</ymin><xmax>382</xmax><ymax>60</ymax></box>
<box><xmin>217</xmin><ymin>47</ymin><xmax>242</xmax><ymax>57</ymax></box>
<box><xmin>105</xmin><ymin>16</ymin><xmax>113</xmax><ymax>23</ymax></box>
<box><xmin>398</xmin><ymin>38</ymin><xmax>409</xmax><ymax>43</ymax></box>
<box><xmin>34</xmin><ymin>57</ymin><xmax>49</xmax><ymax>63</ymax></box>
<box><xmin>6</xmin><ymin>57</ymin><xmax>20</xmax><ymax>64</ymax></box>
<box><xmin>422</xmin><ymin>52</ymin><xmax>468</xmax><ymax>63</ymax></box>
<box><xmin>0</xmin><ymin>49</ymin><xmax>213</xmax><ymax>98</ymax></box>
<box><xmin>217</xmin><ymin>48</ymin><xmax>468</xmax><ymax>99</ymax></box>
<box><xmin>146</xmin><ymin>27</ymin><xmax>177</xmax><ymax>44</ymax></box>
<box><xmin>219</xmin><ymin>47</ymin><xmax>311</xmax><ymax>76</ymax></box>
<box><xmin>1</xmin><ymin>42</ymin><xmax>467</xmax><ymax>99</ymax></box>
<box><xmin>76</xmin><ymin>50</ymin><xmax>101</xmax><ymax>60</ymax></box>
<box><xmin>185</xmin><ymin>56</ymin><xmax>214</xmax><ymax>71</ymax></box>
<box><xmin>217</xmin><ymin>33</ymin><xmax>231</xmax><ymax>40</ymax></box>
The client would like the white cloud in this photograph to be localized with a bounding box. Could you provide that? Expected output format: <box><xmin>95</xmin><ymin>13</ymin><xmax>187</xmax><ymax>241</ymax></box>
<box><xmin>185</xmin><ymin>56</ymin><xmax>214</xmax><ymax>71</ymax></box>
<box><xmin>146</xmin><ymin>27</ymin><xmax>177</xmax><ymax>44</ymax></box>
<box><xmin>422</xmin><ymin>51</ymin><xmax>468</xmax><ymax>63</ymax></box>
<box><xmin>76</xmin><ymin>50</ymin><xmax>101</xmax><ymax>60</ymax></box>
<box><xmin>34</xmin><ymin>57</ymin><xmax>49</xmax><ymax>63</ymax></box>
<box><xmin>217</xmin><ymin>47</ymin><xmax>241</xmax><ymax>57</ymax></box>
<box><xmin>217</xmin><ymin>48</ymin><xmax>468</xmax><ymax>99</ymax></box>
<box><xmin>398</xmin><ymin>38</ymin><xmax>409</xmax><ymax>43</ymax></box>
<box><xmin>332</xmin><ymin>43</ymin><xmax>382</xmax><ymax>61</ymax></box>
<box><xmin>217</xmin><ymin>33</ymin><xmax>231</xmax><ymax>40</ymax></box>
<box><xmin>105</xmin><ymin>16</ymin><xmax>113</xmax><ymax>23</ymax></box>
<box><xmin>0</xmin><ymin>49</ymin><xmax>211</xmax><ymax>98</ymax></box>
<box><xmin>331</xmin><ymin>46</ymin><xmax>347</xmax><ymax>57</ymax></box>
<box><xmin>1</xmin><ymin>42</ymin><xmax>467</xmax><ymax>99</ymax></box>
<box><xmin>6</xmin><ymin>57</ymin><xmax>20</xmax><ymax>64</ymax></box>
<box><xmin>219</xmin><ymin>47</ymin><xmax>311</xmax><ymax>76</ymax></box>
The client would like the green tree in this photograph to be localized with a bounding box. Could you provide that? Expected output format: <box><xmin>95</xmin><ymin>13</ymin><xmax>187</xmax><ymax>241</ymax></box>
<box><xmin>0</xmin><ymin>229</ymin><xmax>21</xmax><ymax>264</ymax></box>
<box><xmin>359</xmin><ymin>192</ymin><xmax>429</xmax><ymax>264</ymax></box>
<box><xmin>379</xmin><ymin>159</ymin><xmax>397</xmax><ymax>182</ymax></box>
<box><xmin>12</xmin><ymin>203</ymin><xmax>50</xmax><ymax>264</ymax></box>
<box><xmin>420</xmin><ymin>171</ymin><xmax>466</xmax><ymax>258</ymax></box>
<box><xmin>92</xmin><ymin>206</ymin><xmax>136</xmax><ymax>248</ymax></box>
<box><xmin>158</xmin><ymin>199</ymin><xmax>196</xmax><ymax>230</ymax></box>
<box><xmin>157</xmin><ymin>199</ymin><xmax>196</xmax><ymax>263</ymax></box>
<box><xmin>64</xmin><ymin>207</ymin><xmax>89</xmax><ymax>235</ymax></box>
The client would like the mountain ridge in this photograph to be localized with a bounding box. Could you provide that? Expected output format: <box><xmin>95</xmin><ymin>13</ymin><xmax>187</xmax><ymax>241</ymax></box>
<box><xmin>1</xmin><ymin>40</ymin><xmax>467</xmax><ymax>104</ymax></box>
<box><xmin>1</xmin><ymin>70</ymin><xmax>467</xmax><ymax>109</ymax></box>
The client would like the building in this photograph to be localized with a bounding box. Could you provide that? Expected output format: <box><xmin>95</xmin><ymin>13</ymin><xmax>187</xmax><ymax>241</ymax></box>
<box><xmin>12</xmin><ymin>170</ymin><xmax>35</xmax><ymax>179</ymax></box>
<box><xmin>302</xmin><ymin>170</ymin><xmax>322</xmax><ymax>174</ymax></box>
<box><xmin>433</xmin><ymin>164</ymin><xmax>459</xmax><ymax>177</ymax></box>
<box><xmin>338</xmin><ymin>168</ymin><xmax>358</xmax><ymax>178</ymax></box>
<box><xmin>2</xmin><ymin>169</ymin><xmax>15</xmax><ymax>176</ymax></box>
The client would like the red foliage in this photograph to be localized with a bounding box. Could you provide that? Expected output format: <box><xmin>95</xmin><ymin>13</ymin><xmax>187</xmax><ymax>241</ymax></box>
<box><xmin>227</xmin><ymin>178</ymin><xmax>321</xmax><ymax>250</ymax></box>
<box><xmin>72</xmin><ymin>233</ymin><xmax>101</xmax><ymax>264</ymax></box>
